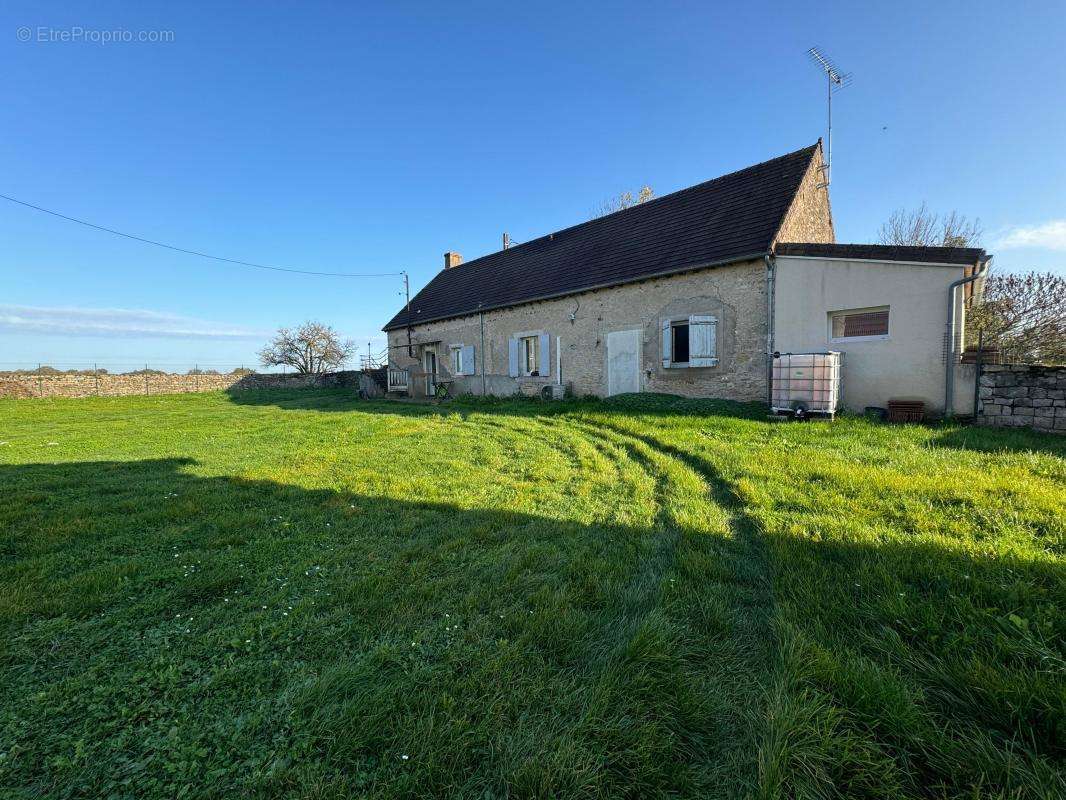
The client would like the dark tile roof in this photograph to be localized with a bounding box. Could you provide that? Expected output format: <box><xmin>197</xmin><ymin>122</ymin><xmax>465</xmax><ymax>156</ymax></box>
<box><xmin>384</xmin><ymin>144</ymin><xmax>821</xmax><ymax>331</ymax></box>
<box><xmin>775</xmin><ymin>242</ymin><xmax>986</xmax><ymax>266</ymax></box>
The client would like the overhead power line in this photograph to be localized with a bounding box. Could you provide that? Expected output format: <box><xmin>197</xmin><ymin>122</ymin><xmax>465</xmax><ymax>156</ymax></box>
<box><xmin>0</xmin><ymin>192</ymin><xmax>403</xmax><ymax>278</ymax></box>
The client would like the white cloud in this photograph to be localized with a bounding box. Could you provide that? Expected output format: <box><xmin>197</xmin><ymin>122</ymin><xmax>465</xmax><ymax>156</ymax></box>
<box><xmin>996</xmin><ymin>220</ymin><xmax>1066</xmax><ymax>251</ymax></box>
<box><xmin>0</xmin><ymin>305</ymin><xmax>267</xmax><ymax>340</ymax></box>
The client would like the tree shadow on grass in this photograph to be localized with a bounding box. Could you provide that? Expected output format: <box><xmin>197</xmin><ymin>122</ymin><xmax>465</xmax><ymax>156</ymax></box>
<box><xmin>224</xmin><ymin>387</ymin><xmax>382</xmax><ymax>413</ymax></box>
<box><xmin>224</xmin><ymin>386</ymin><xmax>770</xmax><ymax>424</ymax></box>
<box><xmin>1</xmin><ymin>454</ymin><xmax>1061</xmax><ymax>798</ymax></box>
<box><xmin>0</xmin><ymin>456</ymin><xmax>771</xmax><ymax>800</ymax></box>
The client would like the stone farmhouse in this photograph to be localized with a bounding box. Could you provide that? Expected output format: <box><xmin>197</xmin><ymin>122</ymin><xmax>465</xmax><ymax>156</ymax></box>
<box><xmin>383</xmin><ymin>142</ymin><xmax>989</xmax><ymax>415</ymax></box>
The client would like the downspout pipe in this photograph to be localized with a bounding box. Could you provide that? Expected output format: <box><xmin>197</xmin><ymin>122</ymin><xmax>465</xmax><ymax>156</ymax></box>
<box><xmin>765</xmin><ymin>253</ymin><xmax>776</xmax><ymax>408</ymax></box>
<box><xmin>944</xmin><ymin>254</ymin><xmax>991</xmax><ymax>417</ymax></box>
<box><xmin>479</xmin><ymin>304</ymin><xmax>487</xmax><ymax>397</ymax></box>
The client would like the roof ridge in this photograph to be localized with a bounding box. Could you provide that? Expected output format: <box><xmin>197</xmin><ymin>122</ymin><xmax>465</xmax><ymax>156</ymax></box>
<box><xmin>440</xmin><ymin>142</ymin><xmax>820</xmax><ymax>274</ymax></box>
<box><xmin>385</xmin><ymin>144</ymin><xmax>824</xmax><ymax>331</ymax></box>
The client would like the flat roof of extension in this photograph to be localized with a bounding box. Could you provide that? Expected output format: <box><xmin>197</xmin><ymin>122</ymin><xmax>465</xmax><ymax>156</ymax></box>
<box><xmin>775</xmin><ymin>242</ymin><xmax>986</xmax><ymax>266</ymax></box>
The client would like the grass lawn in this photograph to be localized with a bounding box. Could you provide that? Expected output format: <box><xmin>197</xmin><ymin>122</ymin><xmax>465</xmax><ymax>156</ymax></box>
<box><xmin>0</xmin><ymin>389</ymin><xmax>1063</xmax><ymax>799</ymax></box>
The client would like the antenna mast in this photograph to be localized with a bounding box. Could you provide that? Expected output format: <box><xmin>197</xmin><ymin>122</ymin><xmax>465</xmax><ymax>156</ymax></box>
<box><xmin>808</xmin><ymin>46</ymin><xmax>851</xmax><ymax>188</ymax></box>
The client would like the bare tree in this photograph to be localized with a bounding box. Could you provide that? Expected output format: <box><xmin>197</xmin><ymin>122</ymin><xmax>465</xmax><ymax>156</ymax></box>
<box><xmin>878</xmin><ymin>203</ymin><xmax>983</xmax><ymax>248</ymax></box>
<box><xmin>969</xmin><ymin>271</ymin><xmax>1066</xmax><ymax>365</ymax></box>
<box><xmin>592</xmin><ymin>185</ymin><xmax>654</xmax><ymax>218</ymax></box>
<box><xmin>259</xmin><ymin>321</ymin><xmax>355</xmax><ymax>373</ymax></box>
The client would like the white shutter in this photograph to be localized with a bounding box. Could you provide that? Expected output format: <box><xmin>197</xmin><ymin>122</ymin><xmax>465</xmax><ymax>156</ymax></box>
<box><xmin>461</xmin><ymin>345</ymin><xmax>475</xmax><ymax>376</ymax></box>
<box><xmin>661</xmin><ymin>319</ymin><xmax>672</xmax><ymax>368</ymax></box>
<box><xmin>689</xmin><ymin>315</ymin><xmax>718</xmax><ymax>367</ymax></box>
<box><xmin>508</xmin><ymin>338</ymin><xmax>520</xmax><ymax>377</ymax></box>
<box><xmin>538</xmin><ymin>333</ymin><xmax>550</xmax><ymax>377</ymax></box>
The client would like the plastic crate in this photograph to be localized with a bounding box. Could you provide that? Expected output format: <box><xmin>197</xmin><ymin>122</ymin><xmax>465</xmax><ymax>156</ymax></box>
<box><xmin>887</xmin><ymin>400</ymin><xmax>925</xmax><ymax>423</ymax></box>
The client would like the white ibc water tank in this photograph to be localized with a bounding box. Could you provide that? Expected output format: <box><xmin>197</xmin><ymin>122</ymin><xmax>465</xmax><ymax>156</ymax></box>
<box><xmin>771</xmin><ymin>352</ymin><xmax>841</xmax><ymax>416</ymax></box>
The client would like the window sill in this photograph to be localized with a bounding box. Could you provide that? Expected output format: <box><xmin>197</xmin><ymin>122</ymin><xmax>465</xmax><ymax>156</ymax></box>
<box><xmin>829</xmin><ymin>336</ymin><xmax>890</xmax><ymax>344</ymax></box>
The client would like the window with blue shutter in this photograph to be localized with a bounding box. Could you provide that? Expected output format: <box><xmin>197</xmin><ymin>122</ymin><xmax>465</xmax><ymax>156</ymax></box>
<box><xmin>449</xmin><ymin>344</ymin><xmax>476</xmax><ymax>376</ymax></box>
<box><xmin>688</xmin><ymin>315</ymin><xmax>718</xmax><ymax>367</ymax></box>
<box><xmin>508</xmin><ymin>338</ymin><xmax>520</xmax><ymax>377</ymax></box>
<box><xmin>662</xmin><ymin>315</ymin><xmax>718</xmax><ymax>367</ymax></box>
<box><xmin>509</xmin><ymin>332</ymin><xmax>551</xmax><ymax>376</ymax></box>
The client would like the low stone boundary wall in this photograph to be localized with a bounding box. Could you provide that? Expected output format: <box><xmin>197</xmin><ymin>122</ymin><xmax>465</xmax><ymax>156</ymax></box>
<box><xmin>0</xmin><ymin>370</ymin><xmax>381</xmax><ymax>400</ymax></box>
<box><xmin>978</xmin><ymin>364</ymin><xmax>1066</xmax><ymax>432</ymax></box>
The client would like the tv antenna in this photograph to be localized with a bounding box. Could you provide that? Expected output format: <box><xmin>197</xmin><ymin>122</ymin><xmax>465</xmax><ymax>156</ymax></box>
<box><xmin>808</xmin><ymin>46</ymin><xmax>851</xmax><ymax>188</ymax></box>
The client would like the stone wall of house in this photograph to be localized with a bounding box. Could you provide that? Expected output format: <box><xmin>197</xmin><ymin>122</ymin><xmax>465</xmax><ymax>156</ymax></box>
<box><xmin>386</xmin><ymin>149</ymin><xmax>837</xmax><ymax>401</ymax></box>
<box><xmin>0</xmin><ymin>370</ymin><xmax>380</xmax><ymax>400</ymax></box>
<box><xmin>978</xmin><ymin>364</ymin><xmax>1066</xmax><ymax>432</ymax></box>
<box><xmin>773</xmin><ymin>143</ymin><xmax>835</xmax><ymax>246</ymax></box>
<box><xmin>386</xmin><ymin>258</ymin><xmax>771</xmax><ymax>399</ymax></box>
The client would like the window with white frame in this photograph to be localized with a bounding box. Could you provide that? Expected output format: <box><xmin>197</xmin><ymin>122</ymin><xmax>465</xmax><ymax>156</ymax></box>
<box><xmin>508</xmin><ymin>332</ymin><xmax>550</xmax><ymax>378</ymax></box>
<box><xmin>449</xmin><ymin>343</ymin><xmax>474</xmax><ymax>376</ymax></box>
<box><xmin>829</xmin><ymin>307</ymin><xmax>890</xmax><ymax>341</ymax></box>
<box><xmin>661</xmin><ymin>315</ymin><xmax>717</xmax><ymax>368</ymax></box>
<box><xmin>521</xmin><ymin>335</ymin><xmax>539</xmax><ymax>376</ymax></box>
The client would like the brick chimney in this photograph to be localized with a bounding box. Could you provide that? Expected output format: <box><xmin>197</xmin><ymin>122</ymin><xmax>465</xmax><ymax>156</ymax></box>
<box><xmin>444</xmin><ymin>251</ymin><xmax>463</xmax><ymax>269</ymax></box>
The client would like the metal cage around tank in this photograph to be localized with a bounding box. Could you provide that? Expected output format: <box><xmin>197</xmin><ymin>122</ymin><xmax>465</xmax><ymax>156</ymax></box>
<box><xmin>770</xmin><ymin>351</ymin><xmax>842</xmax><ymax>419</ymax></box>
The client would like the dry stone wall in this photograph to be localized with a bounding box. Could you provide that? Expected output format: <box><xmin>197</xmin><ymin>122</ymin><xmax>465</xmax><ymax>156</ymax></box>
<box><xmin>0</xmin><ymin>370</ymin><xmax>379</xmax><ymax>400</ymax></box>
<box><xmin>978</xmin><ymin>364</ymin><xmax>1066</xmax><ymax>433</ymax></box>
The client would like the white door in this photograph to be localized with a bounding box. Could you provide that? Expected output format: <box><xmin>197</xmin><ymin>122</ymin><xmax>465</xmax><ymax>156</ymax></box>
<box><xmin>607</xmin><ymin>329</ymin><xmax>642</xmax><ymax>396</ymax></box>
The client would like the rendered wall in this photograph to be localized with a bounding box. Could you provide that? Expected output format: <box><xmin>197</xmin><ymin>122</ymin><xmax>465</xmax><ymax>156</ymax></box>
<box><xmin>773</xmin><ymin>255</ymin><xmax>975</xmax><ymax>415</ymax></box>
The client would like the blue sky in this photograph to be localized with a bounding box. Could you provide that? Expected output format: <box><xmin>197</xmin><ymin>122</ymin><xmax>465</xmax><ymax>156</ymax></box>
<box><xmin>2</xmin><ymin>1</ymin><xmax>1064</xmax><ymax>371</ymax></box>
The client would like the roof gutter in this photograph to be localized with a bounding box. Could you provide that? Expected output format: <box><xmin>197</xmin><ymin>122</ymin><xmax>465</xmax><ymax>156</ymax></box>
<box><xmin>944</xmin><ymin>254</ymin><xmax>991</xmax><ymax>418</ymax></box>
